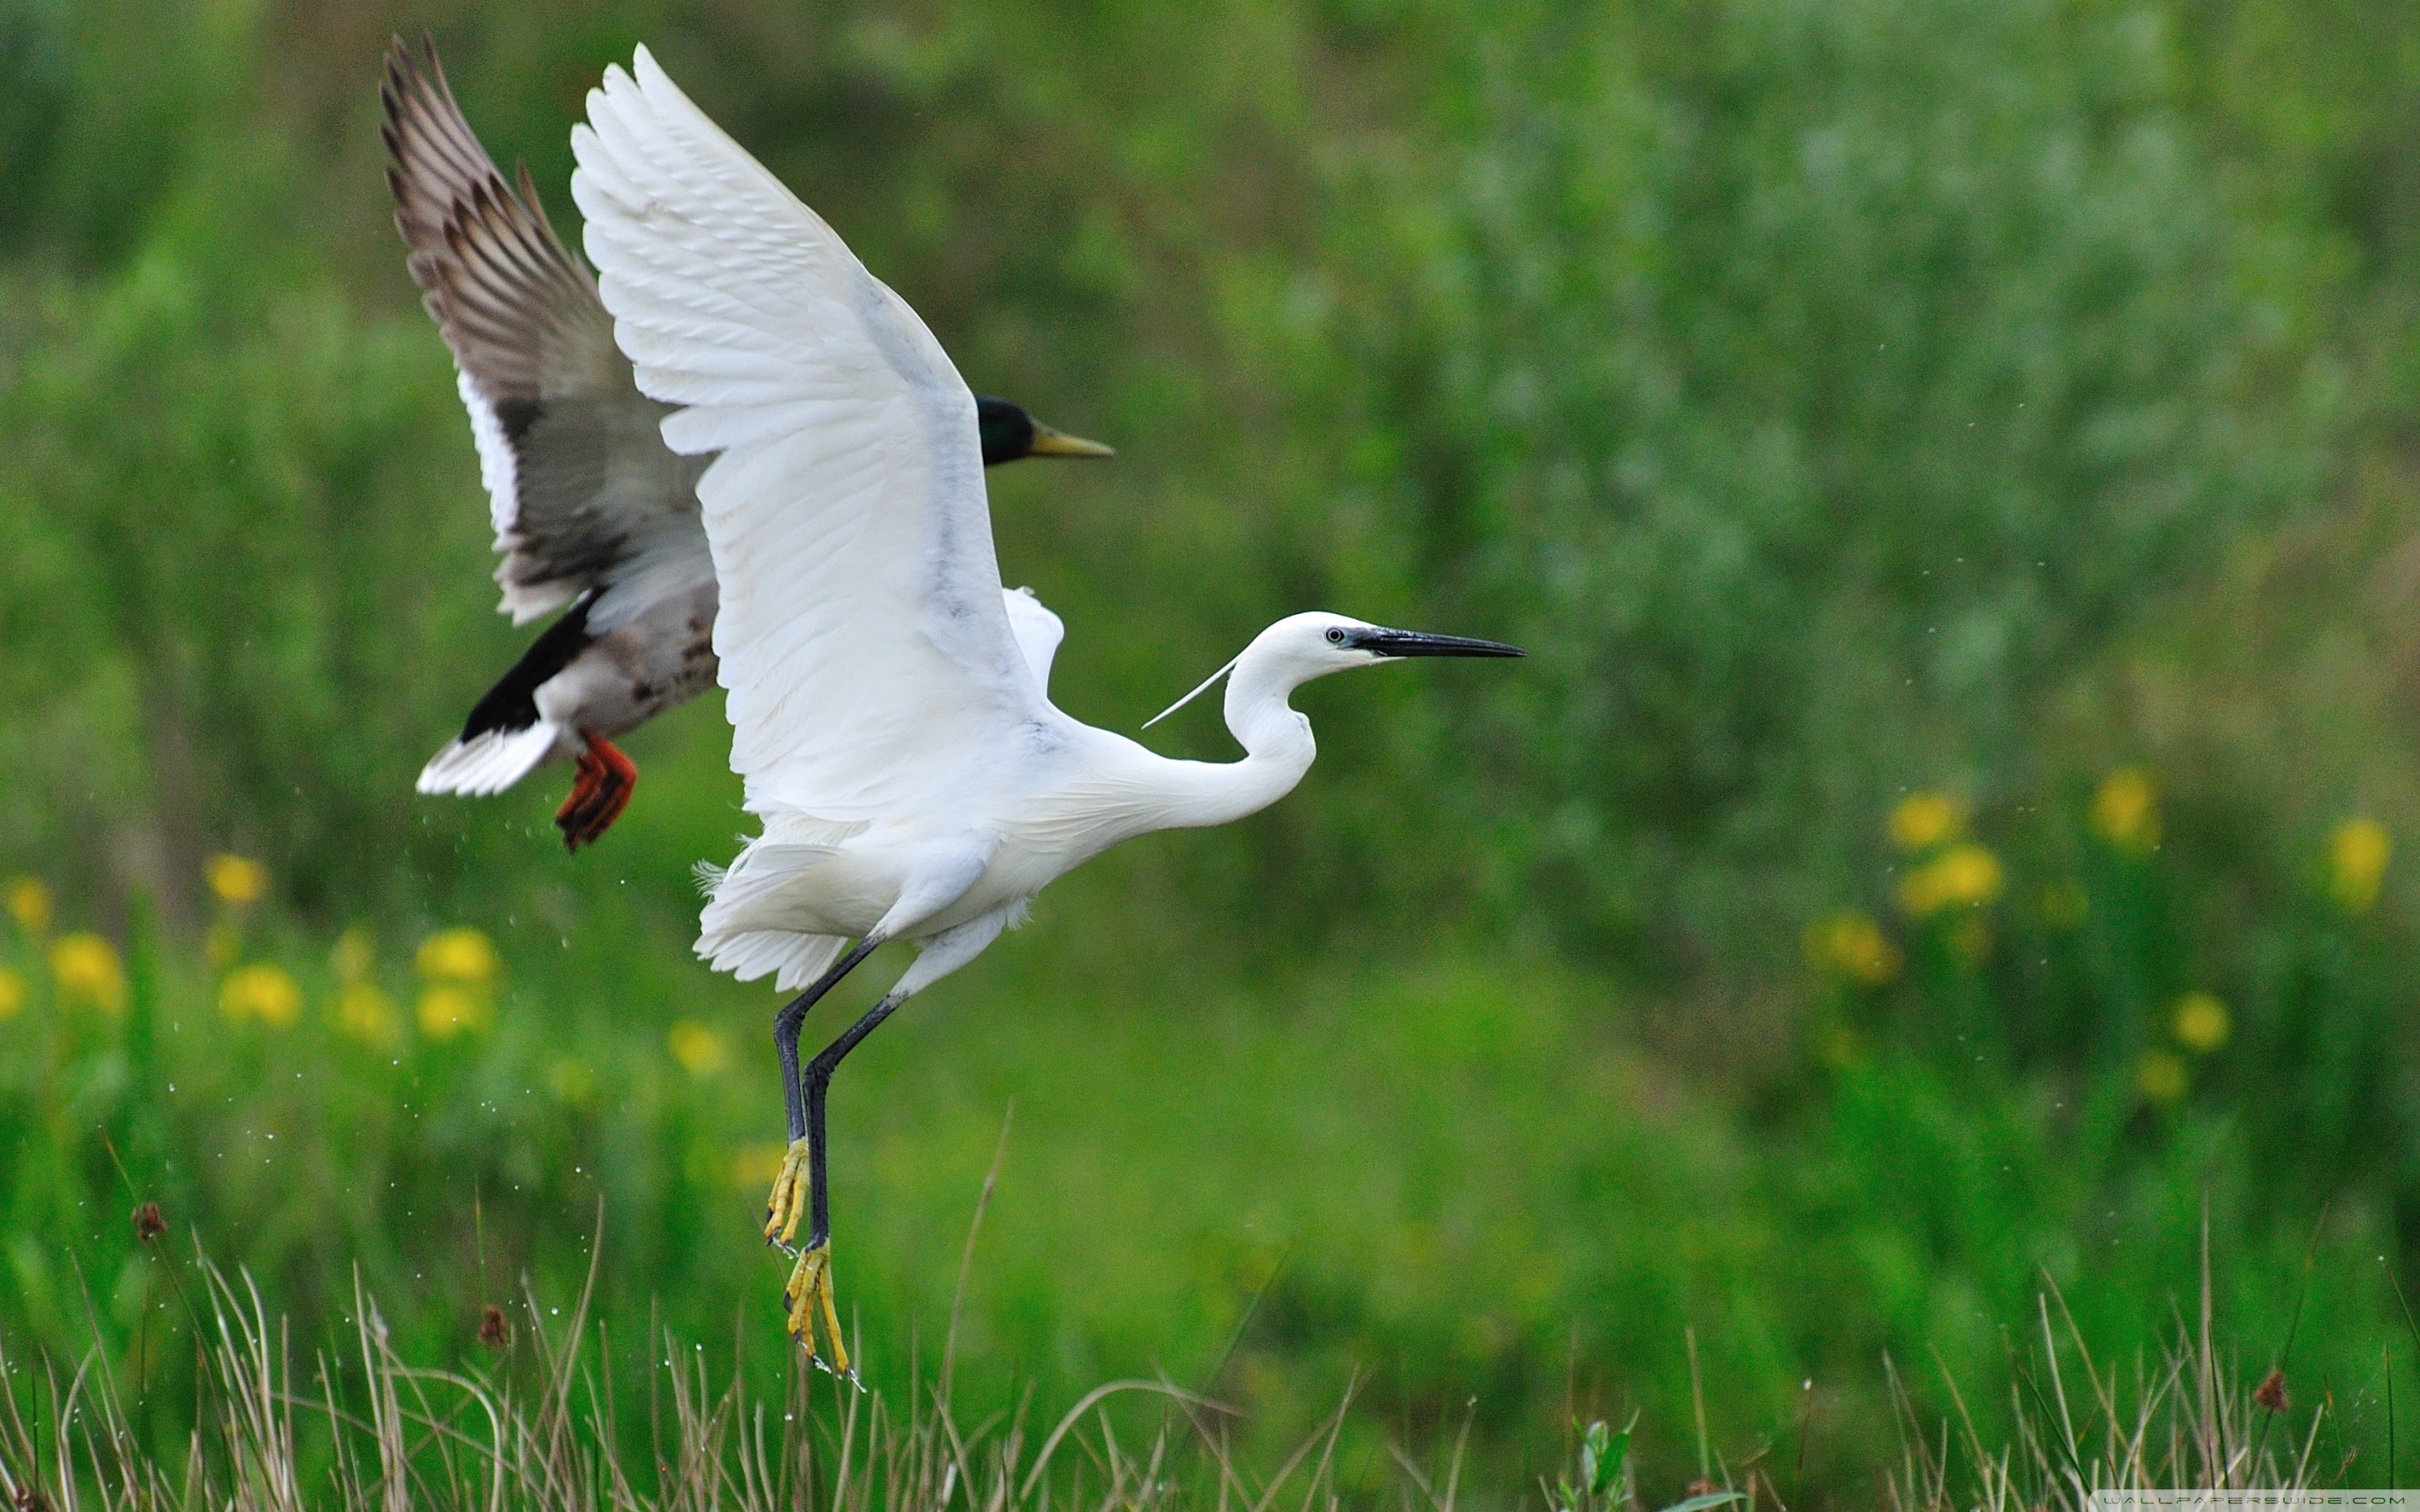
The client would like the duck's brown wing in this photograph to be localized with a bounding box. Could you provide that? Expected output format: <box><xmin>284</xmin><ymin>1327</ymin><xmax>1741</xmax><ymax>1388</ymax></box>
<box><xmin>382</xmin><ymin>34</ymin><xmax>709</xmax><ymax>631</ymax></box>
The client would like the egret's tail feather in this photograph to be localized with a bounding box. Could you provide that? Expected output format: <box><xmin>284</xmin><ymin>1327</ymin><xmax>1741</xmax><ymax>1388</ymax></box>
<box><xmin>417</xmin><ymin>723</ymin><xmax>562</xmax><ymax>796</ymax></box>
<box><xmin>697</xmin><ymin>840</ymin><xmax>846</xmax><ymax>932</ymax></box>
<box><xmin>696</xmin><ymin>929</ymin><xmax>849</xmax><ymax>991</ymax></box>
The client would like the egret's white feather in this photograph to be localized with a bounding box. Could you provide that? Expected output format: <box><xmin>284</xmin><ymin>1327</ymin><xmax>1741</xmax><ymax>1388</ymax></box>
<box><xmin>708</xmin><ymin>930</ymin><xmax>850</xmax><ymax>991</ymax></box>
<box><xmin>1004</xmin><ymin>586</ymin><xmax>1065</xmax><ymax>693</ymax></box>
<box><xmin>697</xmin><ymin>842</ymin><xmax>849</xmax><ymax>918</ymax></box>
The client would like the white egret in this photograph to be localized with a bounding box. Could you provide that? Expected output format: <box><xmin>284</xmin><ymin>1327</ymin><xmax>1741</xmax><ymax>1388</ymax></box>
<box><xmin>381</xmin><ymin>38</ymin><xmax>1111</xmax><ymax>849</ymax></box>
<box><xmin>571</xmin><ymin>47</ymin><xmax>1523</xmax><ymax>1370</ymax></box>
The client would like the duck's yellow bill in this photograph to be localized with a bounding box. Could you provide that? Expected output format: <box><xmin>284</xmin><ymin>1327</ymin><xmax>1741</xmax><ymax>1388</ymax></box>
<box><xmin>1026</xmin><ymin>422</ymin><xmax>1116</xmax><ymax>459</ymax></box>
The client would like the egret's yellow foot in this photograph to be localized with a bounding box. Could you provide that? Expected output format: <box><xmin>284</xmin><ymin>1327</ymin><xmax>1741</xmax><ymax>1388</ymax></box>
<box><xmin>763</xmin><ymin>1137</ymin><xmax>810</xmax><ymax>1247</ymax></box>
<box><xmin>782</xmin><ymin>1241</ymin><xmax>851</xmax><ymax>1378</ymax></box>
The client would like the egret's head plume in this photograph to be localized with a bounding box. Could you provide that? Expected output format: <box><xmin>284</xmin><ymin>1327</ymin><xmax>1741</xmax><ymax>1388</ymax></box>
<box><xmin>1142</xmin><ymin>654</ymin><xmax>1240</xmax><ymax>728</ymax></box>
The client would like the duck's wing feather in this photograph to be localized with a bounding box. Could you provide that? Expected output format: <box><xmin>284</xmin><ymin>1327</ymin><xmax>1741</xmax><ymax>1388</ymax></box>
<box><xmin>571</xmin><ymin>46</ymin><xmax>1057</xmax><ymax>825</ymax></box>
<box><xmin>382</xmin><ymin>35</ymin><xmax>709</xmax><ymax>631</ymax></box>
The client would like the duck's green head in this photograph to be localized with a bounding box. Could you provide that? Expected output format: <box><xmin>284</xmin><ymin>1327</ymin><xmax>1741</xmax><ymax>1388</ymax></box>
<box><xmin>976</xmin><ymin>396</ymin><xmax>1115</xmax><ymax>466</ymax></box>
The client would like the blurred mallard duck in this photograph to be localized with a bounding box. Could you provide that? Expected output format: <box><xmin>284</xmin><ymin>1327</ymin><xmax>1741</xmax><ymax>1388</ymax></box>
<box><xmin>381</xmin><ymin>36</ymin><xmax>1111</xmax><ymax>850</ymax></box>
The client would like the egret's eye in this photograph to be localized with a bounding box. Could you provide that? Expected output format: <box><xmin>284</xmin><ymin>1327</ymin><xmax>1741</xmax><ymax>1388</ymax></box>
<box><xmin>1325</xmin><ymin>627</ymin><xmax>1349</xmax><ymax>647</ymax></box>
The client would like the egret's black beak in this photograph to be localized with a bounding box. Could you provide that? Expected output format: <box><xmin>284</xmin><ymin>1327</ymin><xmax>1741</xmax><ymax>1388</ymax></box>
<box><xmin>1349</xmin><ymin>627</ymin><xmax>1526</xmax><ymax>659</ymax></box>
<box><xmin>1025</xmin><ymin>420</ymin><xmax>1116</xmax><ymax>459</ymax></box>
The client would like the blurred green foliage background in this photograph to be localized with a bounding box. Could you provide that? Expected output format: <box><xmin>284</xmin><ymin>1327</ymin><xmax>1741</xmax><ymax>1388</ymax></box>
<box><xmin>5</xmin><ymin>0</ymin><xmax>2420</xmax><ymax>1497</ymax></box>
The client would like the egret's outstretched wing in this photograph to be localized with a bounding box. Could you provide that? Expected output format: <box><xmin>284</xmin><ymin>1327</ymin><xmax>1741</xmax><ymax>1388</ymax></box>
<box><xmin>383</xmin><ymin>36</ymin><xmax>709</xmax><ymax>631</ymax></box>
<box><xmin>571</xmin><ymin>48</ymin><xmax>1055</xmax><ymax>823</ymax></box>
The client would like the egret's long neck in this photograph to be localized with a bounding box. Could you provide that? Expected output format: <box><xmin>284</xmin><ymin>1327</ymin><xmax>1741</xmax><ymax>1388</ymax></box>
<box><xmin>1128</xmin><ymin>648</ymin><xmax>1319</xmax><ymax>834</ymax></box>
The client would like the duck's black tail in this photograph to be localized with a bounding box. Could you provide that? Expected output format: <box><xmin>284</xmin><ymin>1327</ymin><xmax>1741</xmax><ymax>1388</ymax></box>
<box><xmin>417</xmin><ymin>592</ymin><xmax>596</xmax><ymax>796</ymax></box>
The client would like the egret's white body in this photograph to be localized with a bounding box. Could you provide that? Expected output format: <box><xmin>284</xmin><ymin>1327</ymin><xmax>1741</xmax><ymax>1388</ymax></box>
<box><xmin>697</xmin><ymin>627</ymin><xmax>1325</xmax><ymax>984</ymax></box>
<box><xmin>570</xmin><ymin>46</ymin><xmax>1518</xmax><ymax>1364</ymax></box>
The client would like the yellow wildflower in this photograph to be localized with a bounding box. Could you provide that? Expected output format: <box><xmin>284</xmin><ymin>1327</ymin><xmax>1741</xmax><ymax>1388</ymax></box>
<box><xmin>50</xmin><ymin>933</ymin><xmax>125</xmax><ymax>1016</ymax></box>
<box><xmin>668</xmin><ymin>1020</ymin><xmax>732</xmax><ymax>1078</ymax></box>
<box><xmin>2091</xmin><ymin>768</ymin><xmax>2160</xmax><ymax>853</ymax></box>
<box><xmin>5</xmin><ymin>878</ymin><xmax>51</xmax><ymax>936</ymax></box>
<box><xmin>416</xmin><ymin>983</ymin><xmax>492</xmax><ymax>1040</ymax></box>
<box><xmin>1897</xmin><ymin>843</ymin><xmax>2005</xmax><ymax>917</ymax></box>
<box><xmin>2138</xmin><ymin>1049</ymin><xmax>2188</xmax><ymax>1106</ymax></box>
<box><xmin>218</xmin><ymin>963</ymin><xmax>302</xmax><ymax>1028</ymax></box>
<box><xmin>2328</xmin><ymin>819</ymin><xmax>2391</xmax><ymax>915</ymax></box>
<box><xmin>732</xmin><ymin>1142</ymin><xmax>792</xmax><ymax>1189</ymax></box>
<box><xmin>2172</xmin><ymin>991</ymin><xmax>2230</xmax><ymax>1054</ymax></box>
<box><xmin>1888</xmin><ymin>791</ymin><xmax>1965</xmax><ymax>852</ymax></box>
<box><xmin>0</xmin><ymin>968</ymin><xmax>22</xmax><ymax>1021</ymax></box>
<box><xmin>204</xmin><ymin>854</ymin><xmax>268</xmax><ymax>907</ymax></box>
<box><xmin>547</xmin><ymin>1058</ymin><xmax>598</xmax><ymax>1106</ymax></box>
<box><xmin>333</xmin><ymin>983</ymin><xmax>397</xmax><ymax>1045</ymax></box>
<box><xmin>330</xmin><ymin>926</ymin><xmax>376</xmax><ymax>985</ymax></box>
<box><xmin>1802</xmin><ymin>911</ymin><xmax>1901</xmax><ymax>984</ymax></box>
<box><xmin>417</xmin><ymin>927</ymin><xmax>497</xmax><ymax>985</ymax></box>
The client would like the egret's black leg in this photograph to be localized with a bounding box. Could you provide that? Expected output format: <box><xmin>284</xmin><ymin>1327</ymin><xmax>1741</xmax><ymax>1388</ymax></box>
<box><xmin>772</xmin><ymin>937</ymin><xmax>881</xmax><ymax>1142</ymax></box>
<box><xmin>765</xmin><ymin>939</ymin><xmax>890</xmax><ymax>1373</ymax></box>
<box><xmin>802</xmin><ymin>989</ymin><xmax>910</xmax><ymax>1250</ymax></box>
<box><xmin>777</xmin><ymin>985</ymin><xmax>912</xmax><ymax>1379</ymax></box>
<box><xmin>765</xmin><ymin>937</ymin><xmax>881</xmax><ymax>1265</ymax></box>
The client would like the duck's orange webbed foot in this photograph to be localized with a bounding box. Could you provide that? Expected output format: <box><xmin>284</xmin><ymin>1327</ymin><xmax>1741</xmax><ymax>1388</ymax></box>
<box><xmin>555</xmin><ymin>733</ymin><xmax>637</xmax><ymax>851</ymax></box>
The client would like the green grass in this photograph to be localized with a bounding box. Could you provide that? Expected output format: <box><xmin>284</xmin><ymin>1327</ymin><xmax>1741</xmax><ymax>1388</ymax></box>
<box><xmin>1</xmin><ymin>791</ymin><xmax>2412</xmax><ymax>1499</ymax></box>
<box><xmin>0</xmin><ymin>1225</ymin><xmax>2376</xmax><ymax>1512</ymax></box>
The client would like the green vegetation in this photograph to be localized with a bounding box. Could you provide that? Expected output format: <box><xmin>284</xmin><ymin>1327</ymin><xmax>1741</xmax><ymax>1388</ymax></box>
<box><xmin>0</xmin><ymin>1248</ymin><xmax>2334</xmax><ymax>1512</ymax></box>
<box><xmin>5</xmin><ymin>0</ymin><xmax>2420</xmax><ymax>1499</ymax></box>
